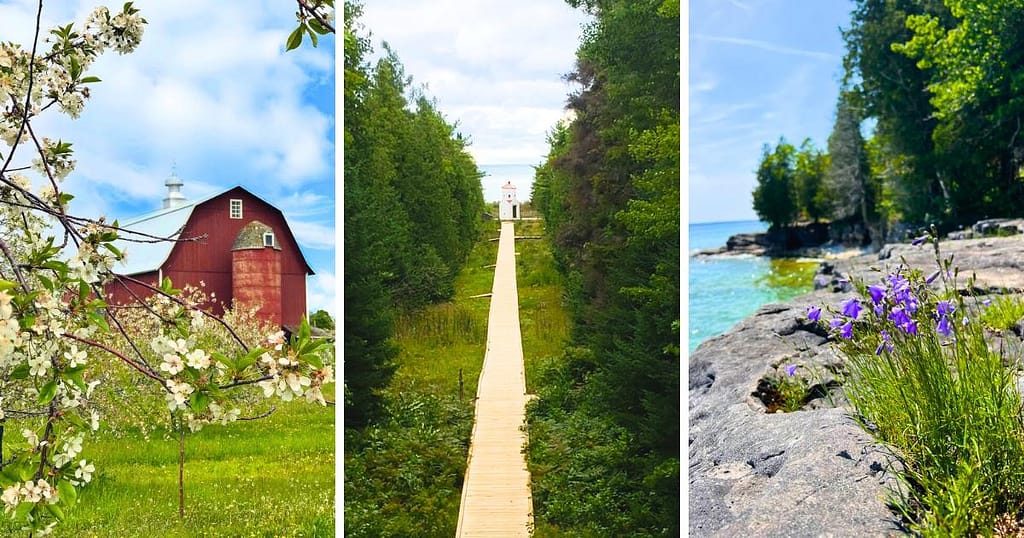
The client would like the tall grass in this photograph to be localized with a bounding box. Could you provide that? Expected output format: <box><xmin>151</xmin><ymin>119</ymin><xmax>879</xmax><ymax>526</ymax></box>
<box><xmin>515</xmin><ymin>220</ymin><xmax>571</xmax><ymax>393</ymax></box>
<box><xmin>390</xmin><ymin>302</ymin><xmax>487</xmax><ymax>399</ymax></box>
<box><xmin>827</xmin><ymin>236</ymin><xmax>1024</xmax><ymax>535</ymax></box>
<box><xmin>394</xmin><ymin>303</ymin><xmax>486</xmax><ymax>346</ymax></box>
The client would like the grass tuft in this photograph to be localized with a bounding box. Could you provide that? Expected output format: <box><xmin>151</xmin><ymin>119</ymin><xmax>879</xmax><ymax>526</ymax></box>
<box><xmin>823</xmin><ymin>235</ymin><xmax>1024</xmax><ymax>536</ymax></box>
<box><xmin>980</xmin><ymin>294</ymin><xmax>1024</xmax><ymax>331</ymax></box>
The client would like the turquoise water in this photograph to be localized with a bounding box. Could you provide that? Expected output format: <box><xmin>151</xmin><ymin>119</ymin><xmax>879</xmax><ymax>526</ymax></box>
<box><xmin>689</xmin><ymin>221</ymin><xmax>818</xmax><ymax>353</ymax></box>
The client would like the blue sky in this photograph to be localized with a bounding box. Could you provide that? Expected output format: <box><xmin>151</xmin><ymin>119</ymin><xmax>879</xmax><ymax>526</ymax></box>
<box><xmin>358</xmin><ymin>0</ymin><xmax>590</xmax><ymax>202</ymax></box>
<box><xmin>0</xmin><ymin>0</ymin><xmax>335</xmax><ymax>314</ymax></box>
<box><xmin>689</xmin><ymin>0</ymin><xmax>853</xmax><ymax>224</ymax></box>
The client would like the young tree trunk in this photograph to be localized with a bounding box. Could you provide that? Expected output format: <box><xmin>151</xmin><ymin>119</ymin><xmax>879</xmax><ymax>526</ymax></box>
<box><xmin>178</xmin><ymin>428</ymin><xmax>186</xmax><ymax>519</ymax></box>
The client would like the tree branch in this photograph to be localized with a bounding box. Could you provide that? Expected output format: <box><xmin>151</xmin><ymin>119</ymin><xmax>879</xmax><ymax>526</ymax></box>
<box><xmin>296</xmin><ymin>0</ymin><xmax>335</xmax><ymax>33</ymax></box>
<box><xmin>64</xmin><ymin>332</ymin><xmax>166</xmax><ymax>387</ymax></box>
<box><xmin>0</xmin><ymin>0</ymin><xmax>43</xmax><ymax>175</ymax></box>
<box><xmin>116</xmin><ymin>275</ymin><xmax>251</xmax><ymax>352</ymax></box>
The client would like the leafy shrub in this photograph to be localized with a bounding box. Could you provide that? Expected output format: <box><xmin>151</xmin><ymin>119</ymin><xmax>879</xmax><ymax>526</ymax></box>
<box><xmin>344</xmin><ymin>393</ymin><xmax>473</xmax><ymax>537</ymax></box>
<box><xmin>526</xmin><ymin>349</ymin><xmax>678</xmax><ymax>537</ymax></box>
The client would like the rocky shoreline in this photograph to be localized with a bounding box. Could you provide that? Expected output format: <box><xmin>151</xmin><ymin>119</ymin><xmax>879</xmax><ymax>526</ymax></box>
<box><xmin>692</xmin><ymin>220</ymin><xmax>884</xmax><ymax>258</ymax></box>
<box><xmin>688</xmin><ymin>232</ymin><xmax>1024</xmax><ymax>536</ymax></box>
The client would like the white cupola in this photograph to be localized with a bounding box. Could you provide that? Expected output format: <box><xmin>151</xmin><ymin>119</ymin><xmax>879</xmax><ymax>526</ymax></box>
<box><xmin>162</xmin><ymin>167</ymin><xmax>187</xmax><ymax>209</ymax></box>
<box><xmin>499</xmin><ymin>181</ymin><xmax>520</xmax><ymax>220</ymax></box>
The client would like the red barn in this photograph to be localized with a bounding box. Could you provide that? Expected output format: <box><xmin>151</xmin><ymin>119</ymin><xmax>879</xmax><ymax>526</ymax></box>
<box><xmin>105</xmin><ymin>178</ymin><xmax>314</xmax><ymax>329</ymax></box>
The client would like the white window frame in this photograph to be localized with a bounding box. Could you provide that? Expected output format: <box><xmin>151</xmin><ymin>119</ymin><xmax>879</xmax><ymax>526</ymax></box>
<box><xmin>229</xmin><ymin>199</ymin><xmax>243</xmax><ymax>219</ymax></box>
<box><xmin>263</xmin><ymin>231</ymin><xmax>275</xmax><ymax>247</ymax></box>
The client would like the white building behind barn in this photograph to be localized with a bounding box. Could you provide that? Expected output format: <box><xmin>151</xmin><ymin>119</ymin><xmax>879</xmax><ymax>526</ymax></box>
<box><xmin>499</xmin><ymin>181</ymin><xmax>520</xmax><ymax>220</ymax></box>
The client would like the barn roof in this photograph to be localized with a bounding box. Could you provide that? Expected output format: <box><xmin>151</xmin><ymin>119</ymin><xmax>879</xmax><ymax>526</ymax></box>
<box><xmin>112</xmin><ymin>186</ymin><xmax>315</xmax><ymax>276</ymax></box>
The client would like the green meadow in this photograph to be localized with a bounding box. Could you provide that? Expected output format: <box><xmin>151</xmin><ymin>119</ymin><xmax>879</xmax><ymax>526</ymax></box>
<box><xmin>0</xmin><ymin>391</ymin><xmax>335</xmax><ymax>537</ymax></box>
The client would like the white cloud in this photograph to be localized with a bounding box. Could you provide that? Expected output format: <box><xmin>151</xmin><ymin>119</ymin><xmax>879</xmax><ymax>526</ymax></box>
<box><xmin>275</xmin><ymin>190</ymin><xmax>334</xmax><ymax>219</ymax></box>
<box><xmin>692</xmin><ymin>34</ymin><xmax>838</xmax><ymax>61</ymax></box>
<box><xmin>288</xmin><ymin>219</ymin><xmax>336</xmax><ymax>251</ymax></box>
<box><xmin>1</xmin><ymin>0</ymin><xmax>335</xmax><ymax>222</ymax></box>
<box><xmin>359</xmin><ymin>0</ymin><xmax>591</xmax><ymax>168</ymax></box>
<box><xmin>306</xmin><ymin>271</ymin><xmax>335</xmax><ymax>317</ymax></box>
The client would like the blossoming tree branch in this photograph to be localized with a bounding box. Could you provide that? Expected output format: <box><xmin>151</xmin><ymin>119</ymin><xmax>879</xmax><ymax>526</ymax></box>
<box><xmin>0</xmin><ymin>3</ymin><xmax>333</xmax><ymax>535</ymax></box>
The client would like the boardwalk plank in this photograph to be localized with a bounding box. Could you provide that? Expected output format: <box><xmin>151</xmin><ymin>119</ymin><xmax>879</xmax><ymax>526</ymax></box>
<box><xmin>456</xmin><ymin>221</ymin><xmax>533</xmax><ymax>537</ymax></box>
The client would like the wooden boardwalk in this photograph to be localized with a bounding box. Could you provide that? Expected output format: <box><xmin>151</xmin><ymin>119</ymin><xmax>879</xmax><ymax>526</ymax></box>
<box><xmin>456</xmin><ymin>221</ymin><xmax>533</xmax><ymax>537</ymax></box>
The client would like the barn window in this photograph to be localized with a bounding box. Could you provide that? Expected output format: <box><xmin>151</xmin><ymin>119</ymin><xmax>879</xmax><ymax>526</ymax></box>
<box><xmin>230</xmin><ymin>199</ymin><xmax>243</xmax><ymax>219</ymax></box>
<box><xmin>263</xmin><ymin>231</ymin><xmax>275</xmax><ymax>247</ymax></box>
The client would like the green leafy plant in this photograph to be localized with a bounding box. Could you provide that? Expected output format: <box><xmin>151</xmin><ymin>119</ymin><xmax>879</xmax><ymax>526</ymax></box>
<box><xmin>979</xmin><ymin>295</ymin><xmax>1024</xmax><ymax>332</ymax></box>
<box><xmin>808</xmin><ymin>230</ymin><xmax>1024</xmax><ymax>535</ymax></box>
<box><xmin>773</xmin><ymin>365</ymin><xmax>810</xmax><ymax>413</ymax></box>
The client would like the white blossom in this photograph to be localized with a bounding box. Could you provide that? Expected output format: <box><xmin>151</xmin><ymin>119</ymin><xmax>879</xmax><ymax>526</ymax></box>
<box><xmin>267</xmin><ymin>330</ymin><xmax>285</xmax><ymax>350</ymax></box>
<box><xmin>258</xmin><ymin>379</ymin><xmax>276</xmax><ymax>398</ymax></box>
<box><xmin>165</xmin><ymin>379</ymin><xmax>194</xmax><ymax>411</ymax></box>
<box><xmin>159</xmin><ymin>353</ymin><xmax>184</xmax><ymax>375</ymax></box>
<box><xmin>1</xmin><ymin>485</ymin><xmax>19</xmax><ymax>513</ymax></box>
<box><xmin>22</xmin><ymin>429</ymin><xmax>38</xmax><ymax>448</ymax></box>
<box><xmin>28</xmin><ymin>355</ymin><xmax>50</xmax><ymax>377</ymax></box>
<box><xmin>63</xmin><ymin>345</ymin><xmax>87</xmax><ymax>368</ymax></box>
<box><xmin>184</xmin><ymin>348</ymin><xmax>210</xmax><ymax>370</ymax></box>
<box><xmin>74</xmin><ymin>460</ymin><xmax>94</xmax><ymax>484</ymax></box>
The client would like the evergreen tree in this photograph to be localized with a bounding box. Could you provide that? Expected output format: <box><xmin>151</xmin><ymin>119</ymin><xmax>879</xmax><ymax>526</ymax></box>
<box><xmin>343</xmin><ymin>3</ymin><xmax>484</xmax><ymax>426</ymax></box>
<box><xmin>826</xmin><ymin>93</ymin><xmax>874</xmax><ymax>227</ymax></box>
<box><xmin>530</xmin><ymin>0</ymin><xmax>679</xmax><ymax>533</ymax></box>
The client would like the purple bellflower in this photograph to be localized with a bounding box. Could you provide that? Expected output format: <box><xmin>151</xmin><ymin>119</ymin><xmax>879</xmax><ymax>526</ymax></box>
<box><xmin>875</xmin><ymin>330</ymin><xmax>894</xmax><ymax>355</ymax></box>
<box><xmin>806</xmin><ymin>305</ymin><xmax>821</xmax><ymax>322</ymax></box>
<box><xmin>936</xmin><ymin>316</ymin><xmax>953</xmax><ymax>337</ymax></box>
<box><xmin>783</xmin><ymin>364</ymin><xmax>798</xmax><ymax>377</ymax></box>
<box><xmin>936</xmin><ymin>300</ymin><xmax>955</xmax><ymax>318</ymax></box>
<box><xmin>841</xmin><ymin>298</ymin><xmax>863</xmax><ymax>319</ymax></box>
<box><xmin>867</xmin><ymin>284</ymin><xmax>886</xmax><ymax>305</ymax></box>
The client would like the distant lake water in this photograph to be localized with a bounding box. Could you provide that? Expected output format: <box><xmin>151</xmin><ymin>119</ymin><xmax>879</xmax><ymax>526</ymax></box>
<box><xmin>689</xmin><ymin>220</ymin><xmax>818</xmax><ymax>353</ymax></box>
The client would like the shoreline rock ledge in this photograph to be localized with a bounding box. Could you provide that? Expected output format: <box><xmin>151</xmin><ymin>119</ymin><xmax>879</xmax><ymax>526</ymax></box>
<box><xmin>688</xmin><ymin>293</ymin><xmax>904</xmax><ymax>537</ymax></box>
<box><xmin>689</xmin><ymin>234</ymin><xmax>1024</xmax><ymax>537</ymax></box>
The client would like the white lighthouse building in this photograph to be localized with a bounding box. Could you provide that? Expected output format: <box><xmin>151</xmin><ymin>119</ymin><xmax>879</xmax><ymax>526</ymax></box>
<box><xmin>499</xmin><ymin>181</ymin><xmax>521</xmax><ymax>220</ymax></box>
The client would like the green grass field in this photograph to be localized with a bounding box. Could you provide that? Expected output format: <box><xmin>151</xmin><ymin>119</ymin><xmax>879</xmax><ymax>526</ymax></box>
<box><xmin>0</xmin><ymin>391</ymin><xmax>335</xmax><ymax>537</ymax></box>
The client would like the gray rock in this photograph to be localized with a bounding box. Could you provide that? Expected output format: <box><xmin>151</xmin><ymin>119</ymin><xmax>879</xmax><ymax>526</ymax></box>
<box><xmin>972</xmin><ymin>218</ymin><xmax>1024</xmax><ymax>237</ymax></box>
<box><xmin>689</xmin><ymin>295</ymin><xmax>905</xmax><ymax>537</ymax></box>
<box><xmin>947</xmin><ymin>229</ymin><xmax>975</xmax><ymax>240</ymax></box>
<box><xmin>832</xmin><ymin>235</ymin><xmax>1024</xmax><ymax>294</ymax></box>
